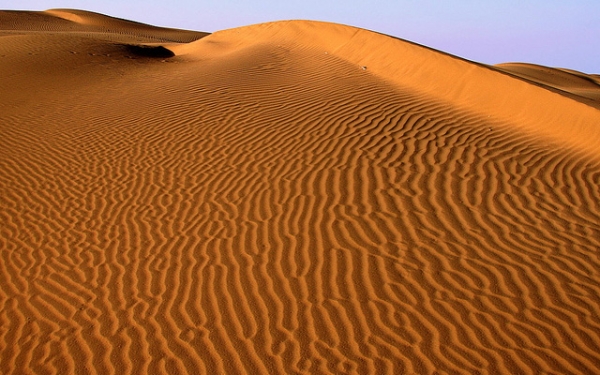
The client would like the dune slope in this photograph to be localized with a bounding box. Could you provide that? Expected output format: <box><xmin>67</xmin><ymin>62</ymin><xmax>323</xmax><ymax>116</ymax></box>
<box><xmin>495</xmin><ymin>62</ymin><xmax>600</xmax><ymax>109</ymax></box>
<box><xmin>1</xmin><ymin>9</ymin><xmax>600</xmax><ymax>375</ymax></box>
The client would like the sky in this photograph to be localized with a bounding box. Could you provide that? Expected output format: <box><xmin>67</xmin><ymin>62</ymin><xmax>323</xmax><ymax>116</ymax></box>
<box><xmin>1</xmin><ymin>1</ymin><xmax>599</xmax><ymax>73</ymax></box>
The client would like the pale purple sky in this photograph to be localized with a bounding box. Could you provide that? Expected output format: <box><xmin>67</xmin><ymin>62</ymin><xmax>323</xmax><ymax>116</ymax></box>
<box><xmin>2</xmin><ymin>1</ymin><xmax>599</xmax><ymax>73</ymax></box>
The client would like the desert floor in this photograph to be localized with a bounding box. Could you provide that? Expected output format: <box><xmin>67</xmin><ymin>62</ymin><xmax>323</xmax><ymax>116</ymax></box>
<box><xmin>2</xmin><ymin>9</ymin><xmax>600</xmax><ymax>375</ymax></box>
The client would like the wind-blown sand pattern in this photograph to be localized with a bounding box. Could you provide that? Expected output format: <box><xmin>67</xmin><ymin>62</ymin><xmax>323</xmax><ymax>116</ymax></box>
<box><xmin>2</xmin><ymin>9</ymin><xmax>600</xmax><ymax>375</ymax></box>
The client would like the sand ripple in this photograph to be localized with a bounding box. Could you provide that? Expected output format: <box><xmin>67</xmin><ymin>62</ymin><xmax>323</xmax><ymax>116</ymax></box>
<box><xmin>1</xmin><ymin>10</ymin><xmax>600</xmax><ymax>375</ymax></box>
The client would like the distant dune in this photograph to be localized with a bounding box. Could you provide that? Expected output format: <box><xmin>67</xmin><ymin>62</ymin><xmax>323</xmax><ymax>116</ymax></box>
<box><xmin>1</xmin><ymin>9</ymin><xmax>600</xmax><ymax>375</ymax></box>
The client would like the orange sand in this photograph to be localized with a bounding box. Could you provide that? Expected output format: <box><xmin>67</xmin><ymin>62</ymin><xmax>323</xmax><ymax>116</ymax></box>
<box><xmin>1</xmin><ymin>9</ymin><xmax>600</xmax><ymax>375</ymax></box>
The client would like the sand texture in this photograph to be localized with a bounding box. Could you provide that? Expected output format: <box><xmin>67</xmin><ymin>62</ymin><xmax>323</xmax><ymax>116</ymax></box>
<box><xmin>2</xmin><ymin>9</ymin><xmax>600</xmax><ymax>375</ymax></box>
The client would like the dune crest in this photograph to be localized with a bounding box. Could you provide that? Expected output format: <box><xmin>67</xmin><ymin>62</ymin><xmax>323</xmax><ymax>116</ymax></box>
<box><xmin>0</xmin><ymin>8</ymin><xmax>207</xmax><ymax>43</ymax></box>
<box><xmin>1</xmin><ymin>10</ymin><xmax>600</xmax><ymax>375</ymax></box>
<box><xmin>43</xmin><ymin>10</ymin><xmax>81</xmax><ymax>24</ymax></box>
<box><xmin>44</xmin><ymin>8</ymin><xmax>142</xmax><ymax>26</ymax></box>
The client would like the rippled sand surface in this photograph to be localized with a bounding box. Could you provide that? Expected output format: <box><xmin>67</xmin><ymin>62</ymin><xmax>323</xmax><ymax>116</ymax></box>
<box><xmin>2</xmin><ymin>9</ymin><xmax>600</xmax><ymax>375</ymax></box>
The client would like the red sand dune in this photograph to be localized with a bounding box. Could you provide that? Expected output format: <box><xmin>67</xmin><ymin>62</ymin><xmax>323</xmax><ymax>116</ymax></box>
<box><xmin>1</xmin><ymin>9</ymin><xmax>600</xmax><ymax>375</ymax></box>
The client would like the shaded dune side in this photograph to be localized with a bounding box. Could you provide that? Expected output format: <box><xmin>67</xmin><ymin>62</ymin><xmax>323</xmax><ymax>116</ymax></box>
<box><xmin>1</xmin><ymin>17</ymin><xmax>600</xmax><ymax>375</ymax></box>
<box><xmin>0</xmin><ymin>33</ymin><xmax>181</xmax><ymax>111</ymax></box>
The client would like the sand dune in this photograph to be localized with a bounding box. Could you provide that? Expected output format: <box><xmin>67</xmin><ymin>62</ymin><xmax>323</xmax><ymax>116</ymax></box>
<box><xmin>495</xmin><ymin>63</ymin><xmax>600</xmax><ymax>109</ymax></box>
<box><xmin>1</xmin><ymin>9</ymin><xmax>600</xmax><ymax>375</ymax></box>
<box><xmin>0</xmin><ymin>9</ymin><xmax>206</xmax><ymax>42</ymax></box>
